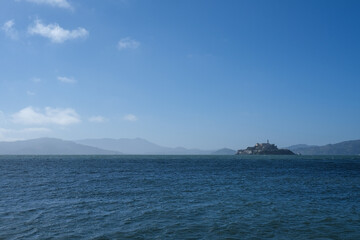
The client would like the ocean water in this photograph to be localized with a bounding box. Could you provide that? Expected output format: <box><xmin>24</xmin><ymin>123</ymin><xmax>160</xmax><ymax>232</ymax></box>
<box><xmin>0</xmin><ymin>155</ymin><xmax>360</xmax><ymax>239</ymax></box>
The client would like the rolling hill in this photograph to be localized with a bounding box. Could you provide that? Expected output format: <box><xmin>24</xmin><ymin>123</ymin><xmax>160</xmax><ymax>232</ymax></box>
<box><xmin>287</xmin><ymin>140</ymin><xmax>360</xmax><ymax>155</ymax></box>
<box><xmin>0</xmin><ymin>138</ymin><xmax>120</xmax><ymax>155</ymax></box>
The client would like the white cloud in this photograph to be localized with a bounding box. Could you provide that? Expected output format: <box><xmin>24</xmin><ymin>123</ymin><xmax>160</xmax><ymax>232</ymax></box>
<box><xmin>24</xmin><ymin>0</ymin><xmax>72</xmax><ymax>9</ymax></box>
<box><xmin>118</xmin><ymin>37</ymin><xmax>140</xmax><ymax>50</ymax></box>
<box><xmin>57</xmin><ymin>76</ymin><xmax>76</xmax><ymax>83</ymax></box>
<box><xmin>28</xmin><ymin>19</ymin><xmax>88</xmax><ymax>43</ymax></box>
<box><xmin>123</xmin><ymin>114</ymin><xmax>137</xmax><ymax>122</ymax></box>
<box><xmin>88</xmin><ymin>116</ymin><xmax>107</xmax><ymax>123</ymax></box>
<box><xmin>2</xmin><ymin>20</ymin><xmax>18</xmax><ymax>40</ymax></box>
<box><xmin>12</xmin><ymin>106</ymin><xmax>80</xmax><ymax>125</ymax></box>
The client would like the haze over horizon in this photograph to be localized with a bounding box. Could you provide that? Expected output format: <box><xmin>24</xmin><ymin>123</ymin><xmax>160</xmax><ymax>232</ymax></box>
<box><xmin>1</xmin><ymin>0</ymin><xmax>360</xmax><ymax>149</ymax></box>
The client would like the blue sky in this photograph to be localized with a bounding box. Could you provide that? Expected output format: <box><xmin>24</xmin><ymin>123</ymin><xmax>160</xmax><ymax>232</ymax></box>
<box><xmin>0</xmin><ymin>0</ymin><xmax>360</xmax><ymax>149</ymax></box>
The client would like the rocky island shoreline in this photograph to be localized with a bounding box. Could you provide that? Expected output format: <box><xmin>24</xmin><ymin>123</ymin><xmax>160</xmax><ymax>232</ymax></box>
<box><xmin>237</xmin><ymin>141</ymin><xmax>295</xmax><ymax>155</ymax></box>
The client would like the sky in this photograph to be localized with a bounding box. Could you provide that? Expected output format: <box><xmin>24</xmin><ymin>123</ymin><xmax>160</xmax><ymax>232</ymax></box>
<box><xmin>0</xmin><ymin>0</ymin><xmax>360</xmax><ymax>149</ymax></box>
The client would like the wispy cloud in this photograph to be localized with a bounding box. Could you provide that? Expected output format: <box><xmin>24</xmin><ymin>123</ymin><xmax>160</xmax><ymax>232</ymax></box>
<box><xmin>31</xmin><ymin>77</ymin><xmax>42</xmax><ymax>83</ymax></box>
<box><xmin>27</xmin><ymin>90</ymin><xmax>36</xmax><ymax>96</ymax></box>
<box><xmin>0</xmin><ymin>127</ymin><xmax>51</xmax><ymax>141</ymax></box>
<box><xmin>23</xmin><ymin>0</ymin><xmax>72</xmax><ymax>9</ymax></box>
<box><xmin>28</xmin><ymin>19</ymin><xmax>88</xmax><ymax>43</ymax></box>
<box><xmin>0</xmin><ymin>127</ymin><xmax>51</xmax><ymax>133</ymax></box>
<box><xmin>88</xmin><ymin>116</ymin><xmax>107</xmax><ymax>123</ymax></box>
<box><xmin>123</xmin><ymin>114</ymin><xmax>138</xmax><ymax>122</ymax></box>
<box><xmin>57</xmin><ymin>76</ymin><xmax>76</xmax><ymax>83</ymax></box>
<box><xmin>12</xmin><ymin>106</ymin><xmax>80</xmax><ymax>125</ymax></box>
<box><xmin>2</xmin><ymin>20</ymin><xmax>18</xmax><ymax>40</ymax></box>
<box><xmin>0</xmin><ymin>111</ymin><xmax>6</xmax><ymax>124</ymax></box>
<box><xmin>118</xmin><ymin>37</ymin><xmax>140</xmax><ymax>50</ymax></box>
<box><xmin>23</xmin><ymin>127</ymin><xmax>51</xmax><ymax>132</ymax></box>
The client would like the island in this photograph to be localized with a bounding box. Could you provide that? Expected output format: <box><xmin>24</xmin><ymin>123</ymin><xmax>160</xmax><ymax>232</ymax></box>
<box><xmin>236</xmin><ymin>141</ymin><xmax>295</xmax><ymax>155</ymax></box>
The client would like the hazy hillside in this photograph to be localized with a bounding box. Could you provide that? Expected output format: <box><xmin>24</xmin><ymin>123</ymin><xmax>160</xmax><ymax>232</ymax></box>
<box><xmin>0</xmin><ymin>138</ymin><xmax>120</xmax><ymax>155</ymax></box>
<box><xmin>287</xmin><ymin>144</ymin><xmax>316</xmax><ymax>151</ymax></box>
<box><xmin>212</xmin><ymin>148</ymin><xmax>236</xmax><ymax>155</ymax></box>
<box><xmin>288</xmin><ymin>140</ymin><xmax>360</xmax><ymax>155</ymax></box>
<box><xmin>77</xmin><ymin>138</ymin><xmax>212</xmax><ymax>155</ymax></box>
<box><xmin>77</xmin><ymin>138</ymin><xmax>166</xmax><ymax>154</ymax></box>
<box><xmin>3</xmin><ymin>137</ymin><xmax>358</xmax><ymax>155</ymax></box>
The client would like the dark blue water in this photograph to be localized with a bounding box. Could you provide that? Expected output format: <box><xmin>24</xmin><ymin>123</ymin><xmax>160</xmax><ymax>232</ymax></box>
<box><xmin>1</xmin><ymin>155</ymin><xmax>360</xmax><ymax>239</ymax></box>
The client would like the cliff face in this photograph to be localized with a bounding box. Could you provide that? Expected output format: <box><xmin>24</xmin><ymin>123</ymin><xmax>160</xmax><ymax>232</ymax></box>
<box><xmin>236</xmin><ymin>143</ymin><xmax>295</xmax><ymax>155</ymax></box>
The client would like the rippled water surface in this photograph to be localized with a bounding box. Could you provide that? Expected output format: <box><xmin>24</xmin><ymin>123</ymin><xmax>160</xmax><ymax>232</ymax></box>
<box><xmin>1</xmin><ymin>155</ymin><xmax>360</xmax><ymax>239</ymax></box>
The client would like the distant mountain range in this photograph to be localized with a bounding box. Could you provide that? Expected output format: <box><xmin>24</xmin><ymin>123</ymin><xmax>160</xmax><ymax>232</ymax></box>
<box><xmin>76</xmin><ymin>138</ymin><xmax>212</xmax><ymax>155</ymax></box>
<box><xmin>287</xmin><ymin>140</ymin><xmax>360</xmax><ymax>155</ymax></box>
<box><xmin>285</xmin><ymin>144</ymin><xmax>317</xmax><ymax>151</ymax></box>
<box><xmin>0</xmin><ymin>138</ymin><xmax>119</xmax><ymax>155</ymax></box>
<box><xmin>0</xmin><ymin>138</ymin><xmax>359</xmax><ymax>155</ymax></box>
<box><xmin>0</xmin><ymin>137</ymin><xmax>214</xmax><ymax>155</ymax></box>
<box><xmin>212</xmin><ymin>148</ymin><xmax>237</xmax><ymax>155</ymax></box>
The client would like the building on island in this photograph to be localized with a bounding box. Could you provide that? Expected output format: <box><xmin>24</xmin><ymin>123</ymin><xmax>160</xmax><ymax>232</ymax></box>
<box><xmin>236</xmin><ymin>141</ymin><xmax>295</xmax><ymax>155</ymax></box>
